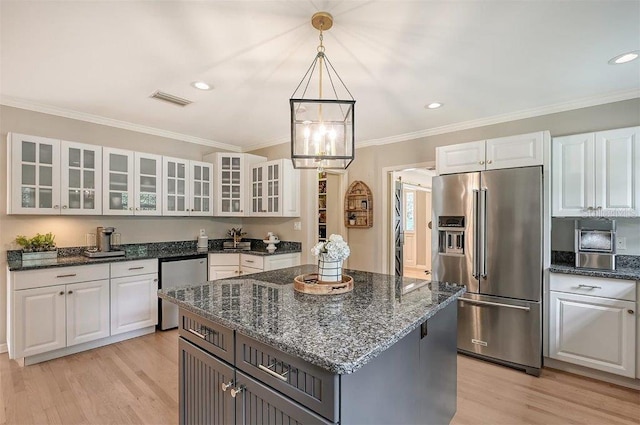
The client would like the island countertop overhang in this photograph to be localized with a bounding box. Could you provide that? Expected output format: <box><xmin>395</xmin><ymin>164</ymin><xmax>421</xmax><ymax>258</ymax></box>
<box><xmin>159</xmin><ymin>264</ymin><xmax>465</xmax><ymax>374</ymax></box>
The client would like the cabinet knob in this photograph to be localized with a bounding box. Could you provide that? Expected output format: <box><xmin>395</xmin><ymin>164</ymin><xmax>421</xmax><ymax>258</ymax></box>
<box><xmin>129</xmin><ymin>207</ymin><xmax>134</xmax><ymax>210</ymax></box>
<box><xmin>54</xmin><ymin>205</ymin><xmax>60</xmax><ymax>209</ymax></box>
<box><xmin>596</xmin><ymin>206</ymin><xmax>602</xmax><ymax>210</ymax></box>
<box><xmin>136</xmin><ymin>207</ymin><xmax>140</xmax><ymax>211</ymax></box>
<box><xmin>487</xmin><ymin>160</ymin><xmax>493</xmax><ymax>164</ymax></box>
<box><xmin>59</xmin><ymin>291</ymin><xmax>64</xmax><ymax>296</ymax></box>
<box><xmin>68</xmin><ymin>290</ymin><xmax>73</xmax><ymax>294</ymax></box>
<box><xmin>628</xmin><ymin>310</ymin><xmax>635</xmax><ymax>315</ymax></box>
<box><xmin>62</xmin><ymin>205</ymin><xmax>68</xmax><ymax>209</ymax></box>
<box><xmin>479</xmin><ymin>160</ymin><xmax>485</xmax><ymax>165</ymax></box>
<box><xmin>221</xmin><ymin>381</ymin><xmax>233</xmax><ymax>392</ymax></box>
<box><xmin>230</xmin><ymin>385</ymin><xmax>245</xmax><ymax>398</ymax></box>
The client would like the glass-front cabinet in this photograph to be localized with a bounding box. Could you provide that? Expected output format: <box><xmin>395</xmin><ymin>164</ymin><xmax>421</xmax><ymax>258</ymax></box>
<box><xmin>217</xmin><ymin>154</ymin><xmax>243</xmax><ymax>216</ymax></box>
<box><xmin>60</xmin><ymin>141</ymin><xmax>102</xmax><ymax>215</ymax></box>
<box><xmin>189</xmin><ymin>160</ymin><xmax>213</xmax><ymax>216</ymax></box>
<box><xmin>249</xmin><ymin>159</ymin><xmax>300</xmax><ymax>217</ymax></box>
<box><xmin>163</xmin><ymin>157</ymin><xmax>189</xmax><ymax>216</ymax></box>
<box><xmin>9</xmin><ymin>133</ymin><xmax>61</xmax><ymax>214</ymax></box>
<box><xmin>103</xmin><ymin>148</ymin><xmax>162</xmax><ymax>216</ymax></box>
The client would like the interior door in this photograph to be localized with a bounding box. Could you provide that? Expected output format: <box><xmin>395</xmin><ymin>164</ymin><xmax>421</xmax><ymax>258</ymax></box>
<box><xmin>394</xmin><ymin>178</ymin><xmax>404</xmax><ymax>277</ymax></box>
<box><xmin>403</xmin><ymin>189</ymin><xmax>416</xmax><ymax>267</ymax></box>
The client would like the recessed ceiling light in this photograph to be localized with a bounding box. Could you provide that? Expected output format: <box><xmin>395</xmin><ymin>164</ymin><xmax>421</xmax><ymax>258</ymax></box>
<box><xmin>425</xmin><ymin>102</ymin><xmax>443</xmax><ymax>109</ymax></box>
<box><xmin>191</xmin><ymin>81</ymin><xmax>213</xmax><ymax>90</ymax></box>
<box><xmin>608</xmin><ymin>51</ymin><xmax>639</xmax><ymax>65</ymax></box>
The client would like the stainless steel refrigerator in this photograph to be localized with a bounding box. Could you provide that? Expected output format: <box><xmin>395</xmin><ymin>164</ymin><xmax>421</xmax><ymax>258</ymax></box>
<box><xmin>432</xmin><ymin>166</ymin><xmax>542</xmax><ymax>375</ymax></box>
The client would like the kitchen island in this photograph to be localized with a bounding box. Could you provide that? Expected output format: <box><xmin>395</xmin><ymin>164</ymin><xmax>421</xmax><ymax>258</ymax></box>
<box><xmin>159</xmin><ymin>264</ymin><xmax>465</xmax><ymax>425</ymax></box>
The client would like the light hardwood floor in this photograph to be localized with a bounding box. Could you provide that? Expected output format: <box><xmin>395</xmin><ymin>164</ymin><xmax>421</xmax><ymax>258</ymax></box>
<box><xmin>1</xmin><ymin>330</ymin><xmax>638</xmax><ymax>425</ymax></box>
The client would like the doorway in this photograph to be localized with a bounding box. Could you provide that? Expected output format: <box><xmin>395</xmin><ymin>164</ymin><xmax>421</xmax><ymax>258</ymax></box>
<box><xmin>387</xmin><ymin>166</ymin><xmax>436</xmax><ymax>278</ymax></box>
<box><xmin>316</xmin><ymin>169</ymin><xmax>348</xmax><ymax>265</ymax></box>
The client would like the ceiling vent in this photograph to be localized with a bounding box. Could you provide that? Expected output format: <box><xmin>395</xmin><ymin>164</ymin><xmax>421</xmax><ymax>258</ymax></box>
<box><xmin>150</xmin><ymin>90</ymin><xmax>192</xmax><ymax>107</ymax></box>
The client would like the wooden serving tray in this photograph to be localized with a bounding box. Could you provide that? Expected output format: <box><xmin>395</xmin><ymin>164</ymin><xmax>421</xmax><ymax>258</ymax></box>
<box><xmin>293</xmin><ymin>274</ymin><xmax>354</xmax><ymax>295</ymax></box>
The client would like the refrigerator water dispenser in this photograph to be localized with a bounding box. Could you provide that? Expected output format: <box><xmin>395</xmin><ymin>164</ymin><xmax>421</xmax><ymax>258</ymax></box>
<box><xmin>437</xmin><ymin>216</ymin><xmax>465</xmax><ymax>255</ymax></box>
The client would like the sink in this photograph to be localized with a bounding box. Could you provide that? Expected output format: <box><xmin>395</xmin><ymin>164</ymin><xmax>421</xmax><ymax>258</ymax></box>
<box><xmin>223</xmin><ymin>241</ymin><xmax>251</xmax><ymax>250</ymax></box>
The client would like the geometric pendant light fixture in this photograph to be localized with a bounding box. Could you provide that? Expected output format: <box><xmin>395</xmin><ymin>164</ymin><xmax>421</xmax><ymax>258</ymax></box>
<box><xmin>290</xmin><ymin>12</ymin><xmax>355</xmax><ymax>170</ymax></box>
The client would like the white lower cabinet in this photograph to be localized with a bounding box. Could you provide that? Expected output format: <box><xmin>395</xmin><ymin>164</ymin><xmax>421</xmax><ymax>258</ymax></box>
<box><xmin>209</xmin><ymin>252</ymin><xmax>301</xmax><ymax>280</ymax></box>
<box><xmin>13</xmin><ymin>284</ymin><xmax>67</xmax><ymax>358</ymax></box>
<box><xmin>110</xmin><ymin>260</ymin><xmax>158</xmax><ymax>335</ymax></box>
<box><xmin>66</xmin><ymin>279</ymin><xmax>110</xmax><ymax>346</ymax></box>
<box><xmin>549</xmin><ymin>274</ymin><xmax>637</xmax><ymax>378</ymax></box>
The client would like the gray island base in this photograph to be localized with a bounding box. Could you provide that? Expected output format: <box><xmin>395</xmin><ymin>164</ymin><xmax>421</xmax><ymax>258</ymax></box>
<box><xmin>159</xmin><ymin>264</ymin><xmax>465</xmax><ymax>425</ymax></box>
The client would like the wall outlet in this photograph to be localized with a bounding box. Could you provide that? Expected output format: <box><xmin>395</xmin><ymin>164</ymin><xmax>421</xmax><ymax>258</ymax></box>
<box><xmin>294</xmin><ymin>221</ymin><xmax>302</xmax><ymax>231</ymax></box>
<box><xmin>616</xmin><ymin>237</ymin><xmax>627</xmax><ymax>250</ymax></box>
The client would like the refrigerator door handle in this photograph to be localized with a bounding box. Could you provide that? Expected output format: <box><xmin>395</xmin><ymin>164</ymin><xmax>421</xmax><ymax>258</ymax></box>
<box><xmin>459</xmin><ymin>297</ymin><xmax>531</xmax><ymax>311</ymax></box>
<box><xmin>480</xmin><ymin>189</ymin><xmax>488</xmax><ymax>278</ymax></box>
<box><xmin>472</xmin><ymin>189</ymin><xmax>479</xmax><ymax>279</ymax></box>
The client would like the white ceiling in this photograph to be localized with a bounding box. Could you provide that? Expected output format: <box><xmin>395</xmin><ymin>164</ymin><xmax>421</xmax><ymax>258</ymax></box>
<box><xmin>1</xmin><ymin>1</ymin><xmax>639</xmax><ymax>152</ymax></box>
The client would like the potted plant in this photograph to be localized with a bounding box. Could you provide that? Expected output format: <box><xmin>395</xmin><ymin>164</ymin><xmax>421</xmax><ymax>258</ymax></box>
<box><xmin>15</xmin><ymin>232</ymin><xmax>57</xmax><ymax>261</ymax></box>
<box><xmin>311</xmin><ymin>234</ymin><xmax>350</xmax><ymax>282</ymax></box>
<box><xmin>348</xmin><ymin>213</ymin><xmax>356</xmax><ymax>226</ymax></box>
<box><xmin>227</xmin><ymin>227</ymin><xmax>247</xmax><ymax>248</ymax></box>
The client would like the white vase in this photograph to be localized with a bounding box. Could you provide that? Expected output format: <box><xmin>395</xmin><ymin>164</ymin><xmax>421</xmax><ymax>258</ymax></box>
<box><xmin>318</xmin><ymin>254</ymin><xmax>343</xmax><ymax>282</ymax></box>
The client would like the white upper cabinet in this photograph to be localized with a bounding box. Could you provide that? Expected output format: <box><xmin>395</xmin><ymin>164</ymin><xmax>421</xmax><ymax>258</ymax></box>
<box><xmin>60</xmin><ymin>141</ymin><xmax>102</xmax><ymax>215</ymax></box>
<box><xmin>104</xmin><ymin>148</ymin><xmax>162</xmax><ymax>216</ymax></box>
<box><xmin>103</xmin><ymin>147</ymin><xmax>135</xmax><ymax>215</ymax></box>
<box><xmin>436</xmin><ymin>132</ymin><xmax>545</xmax><ymax>175</ymax></box>
<box><xmin>249</xmin><ymin>159</ymin><xmax>300</xmax><ymax>217</ymax></box>
<box><xmin>208</xmin><ymin>152</ymin><xmax>265</xmax><ymax>216</ymax></box>
<box><xmin>134</xmin><ymin>152</ymin><xmax>162</xmax><ymax>215</ymax></box>
<box><xmin>162</xmin><ymin>157</ymin><xmax>214</xmax><ymax>216</ymax></box>
<box><xmin>8</xmin><ymin>133</ymin><xmax>61</xmax><ymax>214</ymax></box>
<box><xmin>552</xmin><ymin>127</ymin><xmax>640</xmax><ymax>217</ymax></box>
<box><xmin>8</xmin><ymin>134</ymin><xmax>105</xmax><ymax>215</ymax></box>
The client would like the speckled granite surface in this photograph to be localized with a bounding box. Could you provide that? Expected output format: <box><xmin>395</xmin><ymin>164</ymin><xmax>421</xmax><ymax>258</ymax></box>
<box><xmin>550</xmin><ymin>251</ymin><xmax>640</xmax><ymax>280</ymax></box>
<box><xmin>7</xmin><ymin>239</ymin><xmax>301</xmax><ymax>271</ymax></box>
<box><xmin>158</xmin><ymin>264</ymin><xmax>465</xmax><ymax>375</ymax></box>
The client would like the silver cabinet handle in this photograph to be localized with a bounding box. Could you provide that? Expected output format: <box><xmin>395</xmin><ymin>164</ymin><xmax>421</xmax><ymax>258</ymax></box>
<box><xmin>135</xmin><ymin>207</ymin><xmax>140</xmax><ymax>211</ymax></box>
<box><xmin>479</xmin><ymin>160</ymin><xmax>485</xmax><ymax>165</ymax></box>
<box><xmin>54</xmin><ymin>205</ymin><xmax>60</xmax><ymax>209</ymax></box>
<box><xmin>245</xmin><ymin>260</ymin><xmax>255</xmax><ymax>263</ymax></box>
<box><xmin>56</xmin><ymin>273</ymin><xmax>77</xmax><ymax>278</ymax></box>
<box><xmin>62</xmin><ymin>205</ymin><xmax>68</xmax><ymax>209</ymax></box>
<box><xmin>187</xmin><ymin>328</ymin><xmax>206</xmax><ymax>339</ymax></box>
<box><xmin>487</xmin><ymin>160</ymin><xmax>493</xmax><ymax>164</ymax></box>
<box><xmin>221</xmin><ymin>381</ymin><xmax>233</xmax><ymax>392</ymax></box>
<box><xmin>258</xmin><ymin>362</ymin><xmax>289</xmax><ymax>381</ymax></box>
<box><xmin>230</xmin><ymin>385</ymin><xmax>245</xmax><ymax>398</ymax></box>
<box><xmin>459</xmin><ymin>297</ymin><xmax>530</xmax><ymax>311</ymax></box>
<box><xmin>577</xmin><ymin>284</ymin><xmax>601</xmax><ymax>289</ymax></box>
<box><xmin>129</xmin><ymin>207</ymin><xmax>134</xmax><ymax>210</ymax></box>
<box><xmin>128</xmin><ymin>266</ymin><xmax>144</xmax><ymax>270</ymax></box>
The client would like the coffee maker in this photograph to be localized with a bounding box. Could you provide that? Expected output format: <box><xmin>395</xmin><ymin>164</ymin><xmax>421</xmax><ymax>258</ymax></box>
<box><xmin>84</xmin><ymin>226</ymin><xmax>126</xmax><ymax>258</ymax></box>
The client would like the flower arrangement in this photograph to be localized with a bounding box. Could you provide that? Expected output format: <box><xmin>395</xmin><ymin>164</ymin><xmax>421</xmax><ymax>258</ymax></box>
<box><xmin>311</xmin><ymin>234</ymin><xmax>350</xmax><ymax>262</ymax></box>
<box><xmin>15</xmin><ymin>233</ymin><xmax>56</xmax><ymax>252</ymax></box>
<box><xmin>227</xmin><ymin>227</ymin><xmax>246</xmax><ymax>239</ymax></box>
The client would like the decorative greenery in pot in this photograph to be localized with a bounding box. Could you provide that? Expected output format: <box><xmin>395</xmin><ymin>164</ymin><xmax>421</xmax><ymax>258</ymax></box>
<box><xmin>15</xmin><ymin>232</ymin><xmax>57</xmax><ymax>252</ymax></box>
<box><xmin>311</xmin><ymin>234</ymin><xmax>350</xmax><ymax>282</ymax></box>
<box><xmin>348</xmin><ymin>213</ymin><xmax>356</xmax><ymax>225</ymax></box>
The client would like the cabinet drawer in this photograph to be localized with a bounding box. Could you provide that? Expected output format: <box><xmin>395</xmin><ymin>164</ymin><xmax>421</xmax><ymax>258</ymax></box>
<box><xmin>110</xmin><ymin>259</ymin><xmax>158</xmax><ymax>278</ymax></box>
<box><xmin>240</xmin><ymin>266</ymin><xmax>262</xmax><ymax>276</ymax></box>
<box><xmin>179</xmin><ymin>309</ymin><xmax>234</xmax><ymax>364</ymax></box>
<box><xmin>208</xmin><ymin>253</ymin><xmax>239</xmax><ymax>266</ymax></box>
<box><xmin>240</xmin><ymin>254</ymin><xmax>263</xmax><ymax>270</ymax></box>
<box><xmin>12</xmin><ymin>264</ymin><xmax>109</xmax><ymax>290</ymax></box>
<box><xmin>550</xmin><ymin>273</ymin><xmax>636</xmax><ymax>301</ymax></box>
<box><xmin>236</xmin><ymin>333</ymin><xmax>338</xmax><ymax>422</ymax></box>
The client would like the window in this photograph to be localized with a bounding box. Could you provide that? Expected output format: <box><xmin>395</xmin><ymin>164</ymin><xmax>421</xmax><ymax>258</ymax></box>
<box><xmin>404</xmin><ymin>190</ymin><xmax>415</xmax><ymax>231</ymax></box>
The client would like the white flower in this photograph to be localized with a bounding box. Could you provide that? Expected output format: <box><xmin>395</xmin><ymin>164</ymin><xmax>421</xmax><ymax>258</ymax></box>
<box><xmin>310</xmin><ymin>234</ymin><xmax>350</xmax><ymax>261</ymax></box>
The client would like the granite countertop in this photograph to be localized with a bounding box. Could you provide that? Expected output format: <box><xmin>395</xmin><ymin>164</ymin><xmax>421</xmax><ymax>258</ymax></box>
<box><xmin>549</xmin><ymin>264</ymin><xmax>640</xmax><ymax>281</ymax></box>
<box><xmin>158</xmin><ymin>264</ymin><xmax>465</xmax><ymax>375</ymax></box>
<box><xmin>550</xmin><ymin>251</ymin><xmax>640</xmax><ymax>281</ymax></box>
<box><xmin>7</xmin><ymin>239</ymin><xmax>302</xmax><ymax>272</ymax></box>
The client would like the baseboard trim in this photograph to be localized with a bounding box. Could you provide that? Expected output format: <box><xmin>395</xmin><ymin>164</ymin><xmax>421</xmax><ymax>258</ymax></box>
<box><xmin>22</xmin><ymin>327</ymin><xmax>156</xmax><ymax>366</ymax></box>
<box><xmin>544</xmin><ymin>357</ymin><xmax>639</xmax><ymax>390</ymax></box>
<box><xmin>0</xmin><ymin>343</ymin><xmax>7</xmax><ymax>354</ymax></box>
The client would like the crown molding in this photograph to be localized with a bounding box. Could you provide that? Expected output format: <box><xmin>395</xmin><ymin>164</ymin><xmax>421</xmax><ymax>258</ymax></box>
<box><xmin>242</xmin><ymin>136</ymin><xmax>290</xmax><ymax>153</ymax></box>
<box><xmin>356</xmin><ymin>89</ymin><xmax>640</xmax><ymax>149</ymax></box>
<box><xmin>0</xmin><ymin>96</ymin><xmax>242</xmax><ymax>152</ymax></box>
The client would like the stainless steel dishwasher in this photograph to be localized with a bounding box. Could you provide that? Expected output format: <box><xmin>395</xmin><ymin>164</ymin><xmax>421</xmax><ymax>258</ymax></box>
<box><xmin>159</xmin><ymin>254</ymin><xmax>208</xmax><ymax>330</ymax></box>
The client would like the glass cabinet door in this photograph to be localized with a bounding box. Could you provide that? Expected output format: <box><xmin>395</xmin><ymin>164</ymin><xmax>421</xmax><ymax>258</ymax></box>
<box><xmin>190</xmin><ymin>161</ymin><xmax>213</xmax><ymax>216</ymax></box>
<box><xmin>9</xmin><ymin>134</ymin><xmax>61</xmax><ymax>214</ymax></box>
<box><xmin>135</xmin><ymin>152</ymin><xmax>162</xmax><ymax>216</ymax></box>
<box><xmin>251</xmin><ymin>164</ymin><xmax>264</xmax><ymax>214</ymax></box>
<box><xmin>103</xmin><ymin>148</ymin><xmax>134</xmax><ymax>215</ymax></box>
<box><xmin>217</xmin><ymin>154</ymin><xmax>244</xmax><ymax>215</ymax></box>
<box><xmin>266</xmin><ymin>162</ymin><xmax>280</xmax><ymax>213</ymax></box>
<box><xmin>163</xmin><ymin>157</ymin><xmax>190</xmax><ymax>216</ymax></box>
<box><xmin>60</xmin><ymin>141</ymin><xmax>102</xmax><ymax>215</ymax></box>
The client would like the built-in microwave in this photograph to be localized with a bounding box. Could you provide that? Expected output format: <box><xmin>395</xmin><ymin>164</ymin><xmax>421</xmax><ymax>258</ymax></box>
<box><xmin>574</xmin><ymin>219</ymin><xmax>616</xmax><ymax>270</ymax></box>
